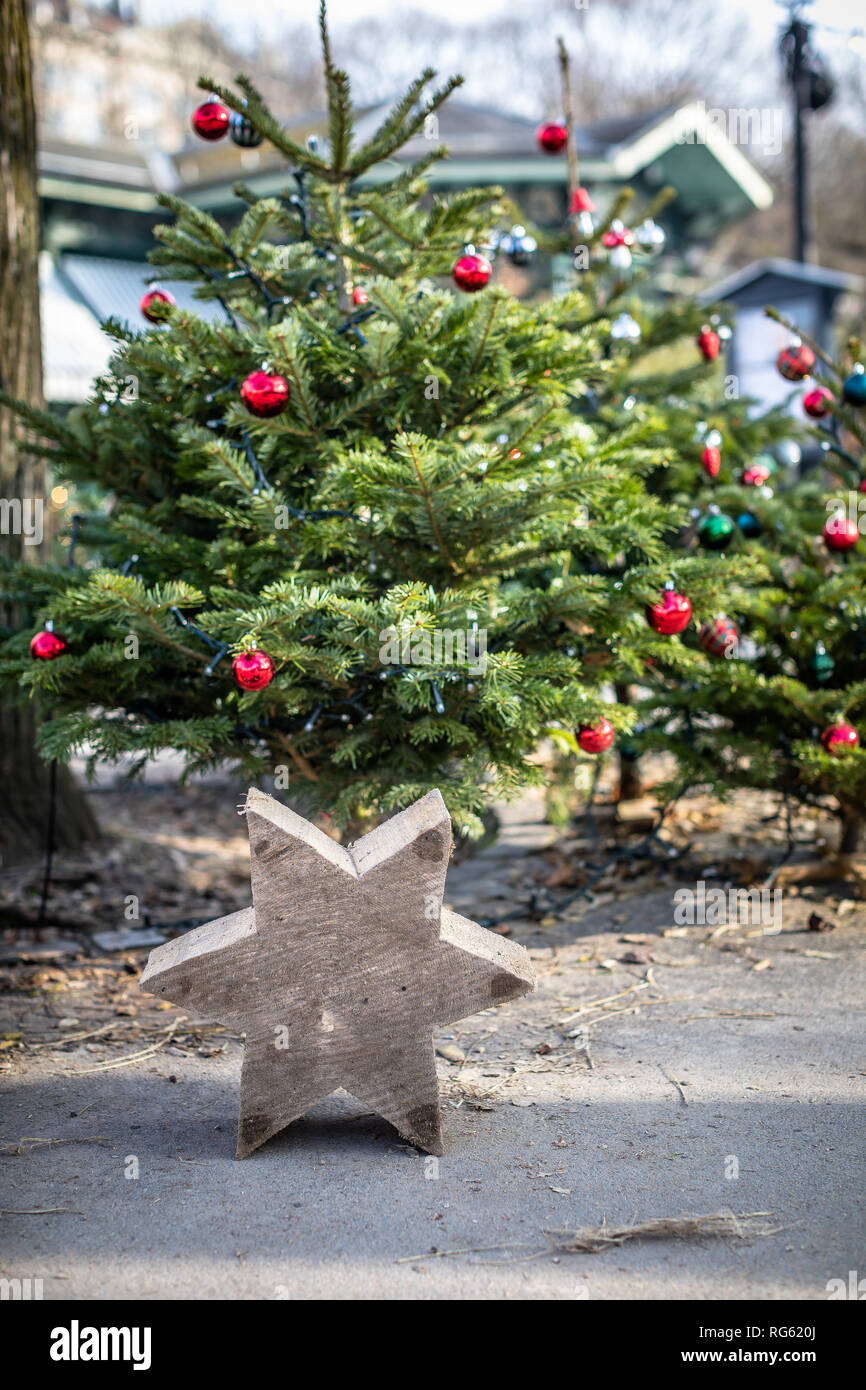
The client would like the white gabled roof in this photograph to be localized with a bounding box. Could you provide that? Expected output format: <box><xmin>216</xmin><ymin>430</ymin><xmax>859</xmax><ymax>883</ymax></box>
<box><xmin>602</xmin><ymin>102</ymin><xmax>773</xmax><ymax>211</ymax></box>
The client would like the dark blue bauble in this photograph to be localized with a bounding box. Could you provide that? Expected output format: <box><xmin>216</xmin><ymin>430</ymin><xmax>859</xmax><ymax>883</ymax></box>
<box><xmin>230</xmin><ymin>112</ymin><xmax>264</xmax><ymax>148</ymax></box>
<box><xmin>501</xmin><ymin>224</ymin><xmax>537</xmax><ymax>267</ymax></box>
<box><xmin>736</xmin><ymin>511</ymin><xmax>763</xmax><ymax>538</ymax></box>
<box><xmin>842</xmin><ymin>367</ymin><xmax>866</xmax><ymax>407</ymax></box>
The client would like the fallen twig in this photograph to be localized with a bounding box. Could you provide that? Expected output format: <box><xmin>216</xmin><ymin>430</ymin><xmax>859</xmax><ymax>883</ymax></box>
<box><xmin>565</xmin><ymin>995</ymin><xmax>693</xmax><ymax>1031</ymax></box>
<box><xmin>69</xmin><ymin>1018</ymin><xmax>185</xmax><ymax>1074</ymax></box>
<box><xmin>683</xmin><ymin>1010</ymin><xmax>779</xmax><ymax>1021</ymax></box>
<box><xmin>1</xmin><ymin>1135</ymin><xmax>109</xmax><ymax>1157</ymax></box>
<box><xmin>658</xmin><ymin>1065</ymin><xmax>689</xmax><ymax>1106</ymax></box>
<box><xmin>395</xmin><ymin>1241</ymin><xmax>533</xmax><ymax>1264</ymax></box>
<box><xmin>0</xmin><ymin>1208</ymin><xmax>83</xmax><ymax>1216</ymax></box>
<box><xmin>28</xmin><ymin>1023</ymin><xmax>124</xmax><ymax>1049</ymax></box>
<box><xmin>555</xmin><ymin>976</ymin><xmax>652</xmax><ymax>1022</ymax></box>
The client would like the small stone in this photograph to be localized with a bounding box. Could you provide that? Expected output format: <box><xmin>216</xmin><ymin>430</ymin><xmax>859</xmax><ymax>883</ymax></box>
<box><xmin>808</xmin><ymin>911</ymin><xmax>835</xmax><ymax>933</ymax></box>
<box><xmin>92</xmin><ymin>927</ymin><xmax>167</xmax><ymax>952</ymax></box>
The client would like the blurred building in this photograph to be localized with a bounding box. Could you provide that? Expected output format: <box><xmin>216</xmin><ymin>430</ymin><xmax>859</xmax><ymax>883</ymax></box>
<box><xmin>702</xmin><ymin>259</ymin><xmax>863</xmax><ymax>414</ymax></box>
<box><xmin>32</xmin><ymin>1</ymin><xmax>270</xmax><ymax>151</ymax></box>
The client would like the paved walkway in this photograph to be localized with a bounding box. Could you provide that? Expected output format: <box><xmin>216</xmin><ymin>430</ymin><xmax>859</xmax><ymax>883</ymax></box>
<box><xmin>2</xmin><ymin>791</ymin><xmax>864</xmax><ymax>1299</ymax></box>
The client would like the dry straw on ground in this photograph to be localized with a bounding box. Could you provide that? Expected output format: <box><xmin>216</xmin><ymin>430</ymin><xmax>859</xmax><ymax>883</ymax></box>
<box><xmin>546</xmin><ymin>1210</ymin><xmax>781</xmax><ymax>1254</ymax></box>
<box><xmin>395</xmin><ymin>1211</ymin><xmax>781</xmax><ymax>1265</ymax></box>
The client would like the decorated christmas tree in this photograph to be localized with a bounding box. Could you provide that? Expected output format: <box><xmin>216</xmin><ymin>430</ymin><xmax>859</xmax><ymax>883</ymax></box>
<box><xmin>633</xmin><ymin>313</ymin><xmax>866</xmax><ymax>859</ymax></box>
<box><xmin>517</xmin><ymin>40</ymin><xmax>795</xmax><ymax>809</ymax></box>
<box><xmin>560</xmin><ymin>253</ymin><xmax>796</xmax><ymax>799</ymax></box>
<box><xmin>0</xmin><ymin>3</ymin><xmax>757</xmax><ymax>840</ymax></box>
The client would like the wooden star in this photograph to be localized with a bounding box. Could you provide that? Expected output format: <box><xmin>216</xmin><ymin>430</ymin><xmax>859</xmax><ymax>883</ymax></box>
<box><xmin>140</xmin><ymin>788</ymin><xmax>535</xmax><ymax>1157</ymax></box>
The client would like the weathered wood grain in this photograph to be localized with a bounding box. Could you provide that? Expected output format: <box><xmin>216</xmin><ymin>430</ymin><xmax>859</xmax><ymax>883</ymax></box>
<box><xmin>140</xmin><ymin>788</ymin><xmax>535</xmax><ymax>1157</ymax></box>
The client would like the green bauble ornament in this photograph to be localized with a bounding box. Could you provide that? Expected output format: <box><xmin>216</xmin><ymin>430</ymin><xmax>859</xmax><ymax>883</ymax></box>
<box><xmin>811</xmin><ymin>641</ymin><xmax>835</xmax><ymax>684</ymax></box>
<box><xmin>698</xmin><ymin>511</ymin><xmax>735</xmax><ymax>550</ymax></box>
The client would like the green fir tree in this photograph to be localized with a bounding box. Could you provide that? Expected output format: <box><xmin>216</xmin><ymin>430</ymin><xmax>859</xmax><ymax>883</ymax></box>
<box><xmin>634</xmin><ymin>311</ymin><xmax>866</xmax><ymax>856</ymax></box>
<box><xmin>0</xmin><ymin>3</ymin><xmax>757</xmax><ymax>839</ymax></box>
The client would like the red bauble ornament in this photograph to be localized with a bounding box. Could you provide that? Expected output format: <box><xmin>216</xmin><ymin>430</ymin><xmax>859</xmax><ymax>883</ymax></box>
<box><xmin>820</xmin><ymin>722</ymin><xmax>859</xmax><ymax>755</ymax></box>
<box><xmin>191</xmin><ymin>99</ymin><xmax>230</xmax><ymax>141</ymax></box>
<box><xmin>602</xmin><ymin>220</ymin><xmax>634</xmax><ymax>270</ymax></box>
<box><xmin>577</xmin><ymin>718</ymin><xmax>615</xmax><ymax>754</ymax></box>
<box><xmin>777</xmin><ymin>342</ymin><xmax>815</xmax><ymax>381</ymax></box>
<box><xmin>697</xmin><ymin>327</ymin><xmax>720</xmax><ymax>361</ymax></box>
<box><xmin>602</xmin><ymin>224</ymin><xmax>634</xmax><ymax>248</ymax></box>
<box><xmin>858</xmin><ymin>479</ymin><xmax>866</xmax><ymax>493</ymax></box>
<box><xmin>232</xmin><ymin>649</ymin><xmax>274</xmax><ymax>692</ymax></box>
<box><xmin>452</xmin><ymin>253</ymin><xmax>492</xmax><ymax>293</ymax></box>
<box><xmin>140</xmin><ymin>288</ymin><xmax>175</xmax><ymax>323</ymax></box>
<box><xmin>569</xmin><ymin>187</ymin><xmax>595</xmax><ymax>236</ymax></box>
<box><xmin>646</xmin><ymin>588</ymin><xmax>692</xmax><ymax>635</ymax></box>
<box><xmin>30</xmin><ymin>628</ymin><xmax>66</xmax><ymax>660</ymax></box>
<box><xmin>699</xmin><ymin>615</ymin><xmax>738</xmax><ymax>659</ymax></box>
<box><xmin>569</xmin><ymin>187</ymin><xmax>595</xmax><ymax>214</ymax></box>
<box><xmin>240</xmin><ymin>370</ymin><xmax>289</xmax><ymax>418</ymax></box>
<box><xmin>740</xmin><ymin>463</ymin><xmax>771</xmax><ymax>487</ymax></box>
<box><xmin>823</xmin><ymin>513</ymin><xmax>859</xmax><ymax>552</ymax></box>
<box><xmin>352</xmin><ymin>287</ymin><xmax>369</xmax><ymax>306</ymax></box>
<box><xmin>701</xmin><ymin>445</ymin><xmax>721</xmax><ymax>478</ymax></box>
<box><xmin>536</xmin><ymin>121</ymin><xmax>568</xmax><ymax>154</ymax></box>
<box><xmin>803</xmin><ymin>386</ymin><xmax>833</xmax><ymax>418</ymax></box>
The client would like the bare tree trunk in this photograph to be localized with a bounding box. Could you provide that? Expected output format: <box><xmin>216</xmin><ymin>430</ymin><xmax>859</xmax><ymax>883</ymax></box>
<box><xmin>839</xmin><ymin>808</ymin><xmax>862</xmax><ymax>856</ymax></box>
<box><xmin>0</xmin><ymin>0</ymin><xmax>99</xmax><ymax>868</ymax></box>
<box><xmin>614</xmin><ymin>682</ymin><xmax>643</xmax><ymax>800</ymax></box>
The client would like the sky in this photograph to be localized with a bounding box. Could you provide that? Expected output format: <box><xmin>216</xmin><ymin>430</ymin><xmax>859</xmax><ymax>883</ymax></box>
<box><xmin>135</xmin><ymin>0</ymin><xmax>865</xmax><ymax>49</ymax></box>
<box><xmin>127</xmin><ymin>0</ymin><xmax>865</xmax><ymax>131</ymax></box>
